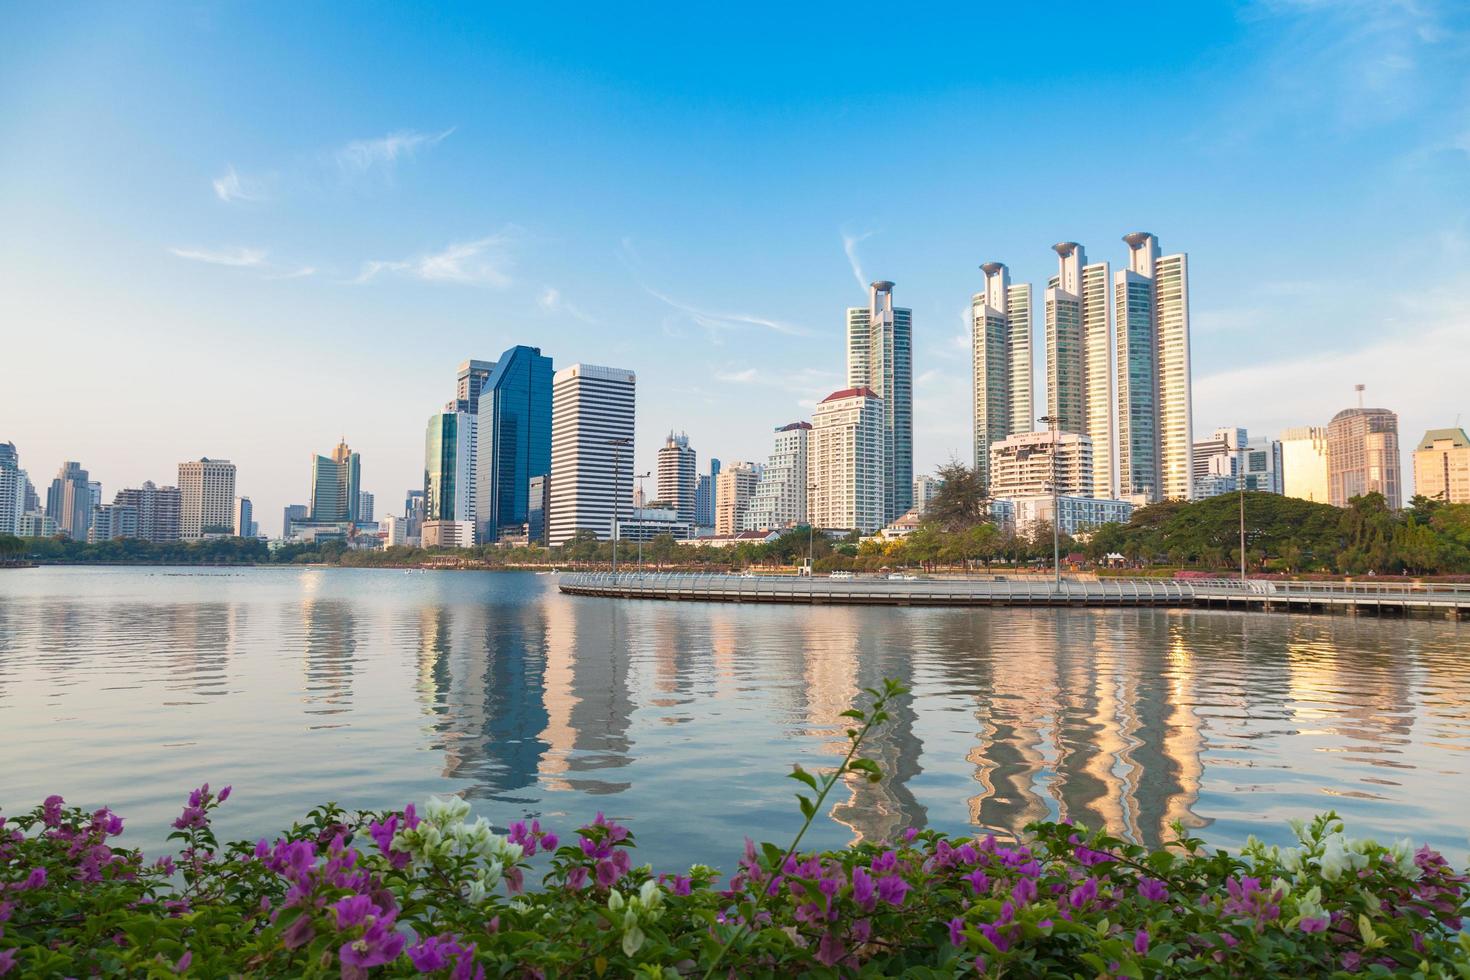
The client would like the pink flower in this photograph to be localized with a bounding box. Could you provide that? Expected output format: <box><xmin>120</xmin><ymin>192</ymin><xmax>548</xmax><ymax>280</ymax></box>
<box><xmin>1299</xmin><ymin>916</ymin><xmax>1328</xmax><ymax>933</ymax></box>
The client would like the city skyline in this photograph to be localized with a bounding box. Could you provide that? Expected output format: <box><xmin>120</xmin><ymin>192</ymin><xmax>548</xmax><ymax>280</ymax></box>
<box><xmin>3</xmin><ymin>4</ymin><xmax>1468</xmax><ymax>535</ymax></box>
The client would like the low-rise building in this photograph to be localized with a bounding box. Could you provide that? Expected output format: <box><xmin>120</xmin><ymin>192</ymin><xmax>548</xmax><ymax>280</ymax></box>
<box><xmin>88</xmin><ymin>504</ymin><xmax>140</xmax><ymax>542</ymax></box>
<box><xmin>614</xmin><ymin>506</ymin><xmax>697</xmax><ymax>542</ymax></box>
<box><xmin>991</xmin><ymin>494</ymin><xmax>1133</xmax><ymax>536</ymax></box>
<box><xmin>697</xmin><ymin>529</ymin><xmax>782</xmax><ymax>549</ymax></box>
<box><xmin>422</xmin><ymin>520</ymin><xmax>476</xmax><ymax>549</ymax></box>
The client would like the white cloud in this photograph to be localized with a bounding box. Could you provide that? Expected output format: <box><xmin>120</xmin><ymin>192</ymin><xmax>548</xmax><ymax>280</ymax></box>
<box><xmin>211</xmin><ymin>165</ymin><xmax>268</xmax><ymax>203</ymax></box>
<box><xmin>335</xmin><ymin>128</ymin><xmax>455</xmax><ymax>176</ymax></box>
<box><xmin>538</xmin><ymin>286</ymin><xmax>597</xmax><ymax>323</ymax></box>
<box><xmin>268</xmin><ymin>266</ymin><xmax>317</xmax><ymax>280</ymax></box>
<box><xmin>644</xmin><ymin>286</ymin><xmax>809</xmax><ymax>336</ymax></box>
<box><xmin>168</xmin><ymin>245</ymin><xmax>268</xmax><ymax>268</ymax></box>
<box><xmin>842</xmin><ymin>230</ymin><xmax>871</xmax><ymax>291</ymax></box>
<box><xmin>715</xmin><ymin>368</ymin><xmax>760</xmax><ymax>384</ymax></box>
<box><xmin>352</xmin><ymin>233</ymin><xmax>513</xmax><ymax>286</ymax></box>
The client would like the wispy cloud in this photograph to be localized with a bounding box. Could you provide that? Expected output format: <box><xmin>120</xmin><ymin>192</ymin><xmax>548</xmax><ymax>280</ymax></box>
<box><xmin>352</xmin><ymin>232</ymin><xmax>514</xmax><ymax>286</ymax></box>
<box><xmin>715</xmin><ymin>368</ymin><xmax>760</xmax><ymax>384</ymax></box>
<box><xmin>168</xmin><ymin>245</ymin><xmax>268</xmax><ymax>268</ymax></box>
<box><xmin>644</xmin><ymin>287</ymin><xmax>809</xmax><ymax>337</ymax></box>
<box><xmin>841</xmin><ymin>230</ymin><xmax>872</xmax><ymax>291</ymax></box>
<box><xmin>335</xmin><ymin>128</ymin><xmax>455</xmax><ymax>176</ymax></box>
<box><xmin>538</xmin><ymin>286</ymin><xmax>597</xmax><ymax>323</ymax></box>
<box><xmin>211</xmin><ymin>165</ymin><xmax>268</xmax><ymax>203</ymax></box>
<box><xmin>267</xmin><ymin>266</ymin><xmax>317</xmax><ymax>280</ymax></box>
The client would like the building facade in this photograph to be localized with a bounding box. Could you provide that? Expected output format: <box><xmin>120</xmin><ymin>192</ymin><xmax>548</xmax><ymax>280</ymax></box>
<box><xmin>615</xmin><ymin>506</ymin><xmax>697</xmax><ymax>542</ymax></box>
<box><xmin>1412</xmin><ymin>428</ymin><xmax>1470</xmax><ymax>504</ymax></box>
<box><xmin>113</xmin><ymin>482</ymin><xmax>181</xmax><ymax>543</ymax></box>
<box><xmin>988</xmin><ymin>430</ymin><xmax>1094</xmax><ymax>499</ymax></box>
<box><xmin>456</xmin><ymin>358</ymin><xmax>496</xmax><ymax>415</ymax></box>
<box><xmin>46</xmin><ymin>461</ymin><xmax>93</xmax><ymax>540</ymax></box>
<box><xmin>971</xmin><ymin>262</ymin><xmax>1035</xmax><ymax>491</ymax></box>
<box><xmin>846</xmin><ymin>280</ymin><xmax>912</xmax><ymax>522</ymax></box>
<box><xmin>425</xmin><ymin>410</ymin><xmax>476</xmax><ymax>526</ymax></box>
<box><xmin>743</xmin><ymin>421</ymin><xmax>810</xmax><ymax>531</ymax></box>
<box><xmin>1044</xmin><ymin>243</ymin><xmax>1116</xmax><ymax>500</ymax></box>
<box><xmin>912</xmin><ymin>474</ymin><xmax>943</xmax><ymax>515</ymax></box>
<box><xmin>656</xmin><ymin>431</ymin><xmax>698</xmax><ymax>524</ymax></box>
<box><xmin>809</xmin><ymin>386</ymin><xmax>885</xmax><ymax>533</ymax></box>
<box><xmin>421</xmin><ymin>520</ymin><xmax>475</xmax><ymax>549</ymax></box>
<box><xmin>714</xmin><ymin>461</ymin><xmax>761</xmax><ymax>536</ymax></box>
<box><xmin>1327</xmin><ymin>406</ymin><xmax>1401</xmax><ymax>509</ymax></box>
<box><xmin>234</xmin><ymin>496</ymin><xmax>255</xmax><ymax>538</ymax></box>
<box><xmin>475</xmin><ymin>345</ymin><xmax>553</xmax><ymax>543</ymax></box>
<box><xmin>547</xmin><ymin>363</ymin><xmax>636</xmax><ymax>546</ymax></box>
<box><xmin>0</xmin><ymin>442</ymin><xmax>27</xmax><ymax>536</ymax></box>
<box><xmin>1191</xmin><ymin>428</ymin><xmax>1283</xmax><ymax>498</ymax></box>
<box><xmin>990</xmin><ymin>494</ymin><xmax>1133</xmax><ymax>537</ymax></box>
<box><xmin>88</xmin><ymin>504</ymin><xmax>139</xmax><ymax>542</ymax></box>
<box><xmin>310</xmin><ymin>440</ymin><xmax>362</xmax><ymax>523</ymax></box>
<box><xmin>1281</xmin><ymin>426</ymin><xmax>1330</xmax><ymax>504</ymax></box>
<box><xmin>177</xmin><ymin>458</ymin><xmax>236</xmax><ymax>540</ymax></box>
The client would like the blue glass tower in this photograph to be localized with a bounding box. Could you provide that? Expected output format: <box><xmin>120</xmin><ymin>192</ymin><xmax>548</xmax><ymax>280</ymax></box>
<box><xmin>475</xmin><ymin>345</ymin><xmax>553</xmax><ymax>542</ymax></box>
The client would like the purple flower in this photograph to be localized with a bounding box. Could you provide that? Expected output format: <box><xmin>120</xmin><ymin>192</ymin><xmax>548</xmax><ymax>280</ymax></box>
<box><xmin>815</xmin><ymin>932</ymin><xmax>846</xmax><ymax>967</ymax></box>
<box><xmin>1299</xmin><ymin>916</ymin><xmax>1328</xmax><ymax>933</ymax></box>
<box><xmin>218</xmin><ymin>786</ymin><xmax>231</xmax><ymax>803</ymax></box>
<box><xmin>595</xmin><ymin>860</ymin><xmax>621</xmax><ymax>888</ymax></box>
<box><xmin>331</xmin><ymin>894</ymin><xmax>375</xmax><ymax>929</ymax></box>
<box><xmin>1068</xmin><ymin>876</ymin><xmax>1099</xmax><ymax>910</ymax></box>
<box><xmin>540</xmin><ymin>832</ymin><xmax>559</xmax><ymax>851</ymax></box>
<box><xmin>965</xmin><ymin>868</ymin><xmax>990</xmax><ymax>896</ymax></box>
<box><xmin>565</xmin><ymin>866</ymin><xmax>589</xmax><ymax>890</ymax></box>
<box><xmin>903</xmin><ymin>827</ymin><xmax>919</xmax><ymax>843</ymax></box>
<box><xmin>174</xmin><ymin>950</ymin><xmax>192</xmax><ymax>973</ymax></box>
<box><xmin>339</xmin><ymin>920</ymin><xmax>405</xmax><ymax>970</ymax></box>
<box><xmin>870</xmin><ymin>850</ymin><xmax>898</xmax><ymax>874</ymax></box>
<box><xmin>1134</xmin><ymin>928</ymin><xmax>1150</xmax><ymax>954</ymax></box>
<box><xmin>948</xmin><ymin>916</ymin><xmax>966</xmax><ymax>947</ymax></box>
<box><xmin>876</xmin><ymin>874</ymin><xmax>910</xmax><ymax>907</ymax></box>
<box><xmin>0</xmin><ymin>950</ymin><xmax>16</xmax><ymax>976</ymax></box>
<box><xmin>281</xmin><ymin>914</ymin><xmax>315</xmax><ymax>950</ymax></box>
<box><xmin>1011</xmin><ymin>876</ymin><xmax>1037</xmax><ymax>905</ymax></box>
<box><xmin>851</xmin><ymin>865</ymin><xmax>875</xmax><ymax>906</ymax></box>
<box><xmin>22</xmin><ymin>867</ymin><xmax>46</xmax><ymax>890</ymax></box>
<box><xmin>407</xmin><ymin>934</ymin><xmax>463</xmax><ymax>972</ymax></box>
<box><xmin>1137</xmin><ymin>877</ymin><xmax>1169</xmax><ymax>902</ymax></box>
<box><xmin>41</xmin><ymin>795</ymin><xmax>64</xmax><ymax>828</ymax></box>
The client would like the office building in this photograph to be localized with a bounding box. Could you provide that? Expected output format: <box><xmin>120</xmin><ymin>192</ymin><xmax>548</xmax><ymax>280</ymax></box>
<box><xmin>846</xmin><ymin>280</ymin><xmax>912</xmax><ymax>522</ymax></box>
<box><xmin>310</xmin><ymin>440</ymin><xmax>362</xmax><ymax>523</ymax></box>
<box><xmin>1327</xmin><ymin>405</ymin><xmax>1401</xmax><ymax>509</ymax></box>
<box><xmin>46</xmin><ymin>461</ymin><xmax>93</xmax><ymax>540</ymax></box>
<box><xmin>547</xmin><ymin>363</ymin><xmax>636</xmax><ymax>546</ymax></box>
<box><xmin>234</xmin><ymin>497</ymin><xmax>255</xmax><ymax>538</ymax></box>
<box><xmin>113</xmin><ymin>482</ymin><xmax>181</xmax><ymax>543</ymax></box>
<box><xmin>475</xmin><ymin>345</ymin><xmax>553</xmax><ymax>543</ymax></box>
<box><xmin>357</xmin><ymin>492</ymin><xmax>374</xmax><ymax>523</ymax></box>
<box><xmin>19</xmin><ymin>513</ymin><xmax>56</xmax><ymax>538</ymax></box>
<box><xmin>0</xmin><ymin>442</ymin><xmax>27</xmax><ymax>535</ymax></box>
<box><xmin>425</xmin><ymin>410</ymin><xmax>477</xmax><ymax>528</ymax></box>
<box><xmin>88</xmin><ymin>503</ymin><xmax>139</xmax><ymax>543</ymax></box>
<box><xmin>1115</xmin><ymin>232</ymin><xmax>1193</xmax><ymax>502</ymax></box>
<box><xmin>988</xmin><ymin>431</ymin><xmax>1093</xmax><ymax>499</ymax></box>
<box><xmin>422</xmin><ymin>520</ymin><xmax>475</xmax><ymax>549</ymax></box>
<box><xmin>1191</xmin><ymin>428</ymin><xmax>1283</xmax><ymax>498</ymax></box>
<box><xmin>743</xmin><ymin>421</ymin><xmax>810</xmax><ymax>531</ymax></box>
<box><xmin>990</xmin><ymin>495</ymin><xmax>1134</xmax><ymax>537</ymax></box>
<box><xmin>809</xmin><ymin>386</ymin><xmax>885</xmax><ymax>533</ymax></box>
<box><xmin>656</xmin><ymin>431</ymin><xmax>698</xmax><ymax>524</ymax></box>
<box><xmin>1044</xmin><ymin>243</ymin><xmax>1113</xmax><ymax>497</ymax></box>
<box><xmin>178</xmin><ymin>458</ymin><xmax>237</xmax><ymax>539</ymax></box>
<box><xmin>381</xmin><ymin>514</ymin><xmax>414</xmax><ymax>548</ymax></box>
<box><xmin>715</xmin><ymin>461</ymin><xmax>761</xmax><ymax>535</ymax></box>
<box><xmin>971</xmin><ymin>262</ymin><xmax>1034</xmax><ymax>490</ymax></box>
<box><xmin>912</xmin><ymin>474</ymin><xmax>943</xmax><ymax>515</ymax></box>
<box><xmin>614</xmin><ymin>506</ymin><xmax>697</xmax><ymax>542</ymax></box>
<box><xmin>695</xmin><ymin>458</ymin><xmax>721</xmax><ymax>528</ymax></box>
<box><xmin>1412</xmin><ymin>428</ymin><xmax>1470</xmax><ymax>504</ymax></box>
<box><xmin>282</xmin><ymin>503</ymin><xmax>309</xmax><ymax>538</ymax></box>
<box><xmin>456</xmin><ymin>359</ymin><xmax>497</xmax><ymax>415</ymax></box>
<box><xmin>1281</xmin><ymin>426</ymin><xmax>1331</xmax><ymax>504</ymax></box>
<box><xmin>527</xmin><ymin>474</ymin><xmax>549</xmax><ymax>545</ymax></box>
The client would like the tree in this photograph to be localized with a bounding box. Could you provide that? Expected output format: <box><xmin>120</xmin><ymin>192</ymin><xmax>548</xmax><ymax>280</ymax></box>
<box><xmin>924</xmin><ymin>460</ymin><xmax>988</xmax><ymax>532</ymax></box>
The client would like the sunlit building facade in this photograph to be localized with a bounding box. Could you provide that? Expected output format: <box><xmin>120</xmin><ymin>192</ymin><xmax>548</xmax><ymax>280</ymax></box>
<box><xmin>846</xmin><ymin>280</ymin><xmax>912</xmax><ymax>522</ymax></box>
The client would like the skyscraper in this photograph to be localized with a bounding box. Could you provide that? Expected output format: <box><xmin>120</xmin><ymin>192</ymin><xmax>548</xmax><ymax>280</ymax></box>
<box><xmin>282</xmin><ymin>503</ymin><xmax>309</xmax><ymax>538</ymax></box>
<box><xmin>114</xmin><ymin>482</ymin><xmax>181</xmax><ymax>543</ymax></box>
<box><xmin>475</xmin><ymin>345</ymin><xmax>553</xmax><ymax>543</ymax></box>
<box><xmin>656</xmin><ymin>432</ymin><xmax>698</xmax><ymax>524</ymax></box>
<box><xmin>971</xmin><ymin>263</ymin><xmax>1034</xmax><ymax>491</ymax></box>
<box><xmin>809</xmin><ymin>387</ymin><xmax>885</xmax><ymax>533</ymax></box>
<box><xmin>0</xmin><ymin>442</ymin><xmax>27</xmax><ymax>536</ymax></box>
<box><xmin>1281</xmin><ymin>426</ymin><xmax>1331</xmax><ymax>504</ymax></box>
<box><xmin>846</xmin><ymin>280</ymin><xmax>912</xmax><ymax>522</ymax></box>
<box><xmin>424</xmin><ymin>410</ymin><xmax>476</xmax><ymax>524</ymax></box>
<box><xmin>357</xmin><ymin>492</ymin><xmax>375</xmax><ymax>522</ymax></box>
<box><xmin>744</xmin><ymin>422</ymin><xmax>811</xmax><ymax>531</ymax></box>
<box><xmin>46</xmin><ymin>461</ymin><xmax>93</xmax><ymax>540</ymax></box>
<box><xmin>1327</xmin><ymin>404</ymin><xmax>1401</xmax><ymax>508</ymax></box>
<box><xmin>310</xmin><ymin>440</ymin><xmax>362</xmax><ymax>523</ymax></box>
<box><xmin>177</xmin><ymin>458</ymin><xmax>237</xmax><ymax>539</ymax></box>
<box><xmin>88</xmin><ymin>504</ymin><xmax>138</xmax><ymax>542</ymax></box>
<box><xmin>715</xmin><ymin>461</ymin><xmax>761</xmax><ymax>535</ymax></box>
<box><xmin>456</xmin><ymin>359</ymin><xmax>497</xmax><ymax>415</ymax></box>
<box><xmin>1115</xmin><ymin>232</ymin><xmax>1192</xmax><ymax>502</ymax></box>
<box><xmin>547</xmin><ymin>363</ymin><xmax>636</xmax><ymax>546</ymax></box>
<box><xmin>1413</xmin><ymin>428</ymin><xmax>1470</xmax><ymax>504</ymax></box>
<box><xmin>1043</xmin><ymin>243</ymin><xmax>1114</xmax><ymax>499</ymax></box>
<box><xmin>234</xmin><ymin>496</ymin><xmax>255</xmax><ymax>538</ymax></box>
<box><xmin>527</xmin><ymin>474</ymin><xmax>550</xmax><ymax>545</ymax></box>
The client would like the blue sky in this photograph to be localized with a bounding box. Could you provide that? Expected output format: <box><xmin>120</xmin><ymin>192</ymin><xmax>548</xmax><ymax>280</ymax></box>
<box><xmin>3</xmin><ymin>2</ymin><xmax>1468</xmax><ymax>533</ymax></box>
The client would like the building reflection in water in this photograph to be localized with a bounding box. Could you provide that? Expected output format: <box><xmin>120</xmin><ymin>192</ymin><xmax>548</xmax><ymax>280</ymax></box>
<box><xmin>300</xmin><ymin>597</ymin><xmax>356</xmax><ymax>717</ymax></box>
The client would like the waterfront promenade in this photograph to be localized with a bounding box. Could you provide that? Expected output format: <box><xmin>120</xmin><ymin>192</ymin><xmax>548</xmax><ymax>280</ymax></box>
<box><xmin>559</xmin><ymin>571</ymin><xmax>1470</xmax><ymax>618</ymax></box>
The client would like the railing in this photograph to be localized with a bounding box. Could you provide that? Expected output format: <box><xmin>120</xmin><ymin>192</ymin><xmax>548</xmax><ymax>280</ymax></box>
<box><xmin>558</xmin><ymin>572</ymin><xmax>1470</xmax><ymax>610</ymax></box>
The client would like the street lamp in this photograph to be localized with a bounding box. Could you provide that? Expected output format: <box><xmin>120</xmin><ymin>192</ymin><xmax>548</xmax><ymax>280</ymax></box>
<box><xmin>635</xmin><ymin>470</ymin><xmax>650</xmax><ymax>577</ymax></box>
<box><xmin>608</xmin><ymin>437</ymin><xmax>631</xmax><ymax>579</ymax></box>
<box><xmin>1037</xmin><ymin>415</ymin><xmax>1062</xmax><ymax>589</ymax></box>
<box><xmin>807</xmin><ymin>483</ymin><xmax>820</xmax><ymax>576</ymax></box>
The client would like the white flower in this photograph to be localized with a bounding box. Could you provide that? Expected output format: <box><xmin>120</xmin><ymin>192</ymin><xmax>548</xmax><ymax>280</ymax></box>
<box><xmin>1287</xmin><ymin>817</ymin><xmax>1308</xmax><ymax>843</ymax></box>
<box><xmin>622</xmin><ymin>923</ymin><xmax>645</xmax><ymax>957</ymax></box>
<box><xmin>639</xmin><ymin>879</ymin><xmax>660</xmax><ymax>908</ymax></box>
<box><xmin>425</xmin><ymin>795</ymin><xmax>471</xmax><ymax>827</ymax></box>
<box><xmin>608</xmin><ymin>889</ymin><xmax>625</xmax><ymax>912</ymax></box>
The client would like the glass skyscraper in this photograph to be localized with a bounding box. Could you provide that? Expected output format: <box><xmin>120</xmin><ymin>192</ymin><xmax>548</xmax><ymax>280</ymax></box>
<box><xmin>846</xmin><ymin>281</ymin><xmax>913</xmax><ymax>523</ymax></box>
<box><xmin>475</xmin><ymin>345</ymin><xmax>553</xmax><ymax>543</ymax></box>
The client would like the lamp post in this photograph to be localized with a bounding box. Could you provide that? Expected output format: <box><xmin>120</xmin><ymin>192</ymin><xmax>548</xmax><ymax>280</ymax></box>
<box><xmin>608</xmin><ymin>437</ymin><xmax>631</xmax><ymax>579</ymax></box>
<box><xmin>1038</xmin><ymin>415</ymin><xmax>1062</xmax><ymax>589</ymax></box>
<box><xmin>635</xmin><ymin>470</ymin><xmax>650</xmax><ymax>577</ymax></box>
<box><xmin>1239</xmin><ymin>482</ymin><xmax>1247</xmax><ymax>582</ymax></box>
<box><xmin>806</xmin><ymin>483</ymin><xmax>820</xmax><ymax>577</ymax></box>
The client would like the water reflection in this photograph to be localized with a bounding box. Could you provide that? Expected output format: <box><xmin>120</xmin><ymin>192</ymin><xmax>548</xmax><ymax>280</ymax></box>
<box><xmin>1</xmin><ymin>569</ymin><xmax>1467</xmax><ymax>867</ymax></box>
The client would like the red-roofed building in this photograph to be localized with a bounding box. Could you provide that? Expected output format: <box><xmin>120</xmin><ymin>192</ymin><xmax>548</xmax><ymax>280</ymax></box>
<box><xmin>810</xmin><ymin>386</ymin><xmax>885</xmax><ymax>533</ymax></box>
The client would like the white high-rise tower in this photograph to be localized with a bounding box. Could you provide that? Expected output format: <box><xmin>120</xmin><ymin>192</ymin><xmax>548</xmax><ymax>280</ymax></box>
<box><xmin>846</xmin><ymin>280</ymin><xmax>912</xmax><ymax>522</ymax></box>
<box><xmin>971</xmin><ymin>262</ymin><xmax>1034</xmax><ymax>492</ymax></box>
<box><xmin>1044</xmin><ymin>242</ymin><xmax>1114</xmax><ymax>499</ymax></box>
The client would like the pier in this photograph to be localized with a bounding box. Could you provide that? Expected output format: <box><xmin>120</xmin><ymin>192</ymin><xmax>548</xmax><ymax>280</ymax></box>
<box><xmin>559</xmin><ymin>572</ymin><xmax>1470</xmax><ymax>618</ymax></box>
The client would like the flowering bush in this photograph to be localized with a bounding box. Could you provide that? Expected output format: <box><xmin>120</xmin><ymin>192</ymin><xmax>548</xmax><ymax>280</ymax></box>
<box><xmin>3</xmin><ymin>681</ymin><xmax>1468</xmax><ymax>977</ymax></box>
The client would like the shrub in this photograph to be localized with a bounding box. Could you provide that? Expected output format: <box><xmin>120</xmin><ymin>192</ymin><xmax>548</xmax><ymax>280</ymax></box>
<box><xmin>3</xmin><ymin>683</ymin><xmax>1467</xmax><ymax>977</ymax></box>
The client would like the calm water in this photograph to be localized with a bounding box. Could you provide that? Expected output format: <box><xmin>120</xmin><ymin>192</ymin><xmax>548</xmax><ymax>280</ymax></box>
<box><xmin>2</xmin><ymin>566</ymin><xmax>1469</xmax><ymax>869</ymax></box>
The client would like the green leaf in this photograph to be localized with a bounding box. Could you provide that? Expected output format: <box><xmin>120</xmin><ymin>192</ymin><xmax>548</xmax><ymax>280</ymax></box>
<box><xmin>787</xmin><ymin>766</ymin><xmax>818</xmax><ymax>791</ymax></box>
<box><xmin>796</xmin><ymin>794</ymin><xmax>816</xmax><ymax>820</ymax></box>
<box><xmin>839</xmin><ymin>709</ymin><xmax>866</xmax><ymax>720</ymax></box>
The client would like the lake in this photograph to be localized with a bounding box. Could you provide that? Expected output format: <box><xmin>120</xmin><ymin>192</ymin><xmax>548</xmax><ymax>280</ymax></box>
<box><xmin>2</xmin><ymin>566</ymin><xmax>1467</xmax><ymax>870</ymax></box>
